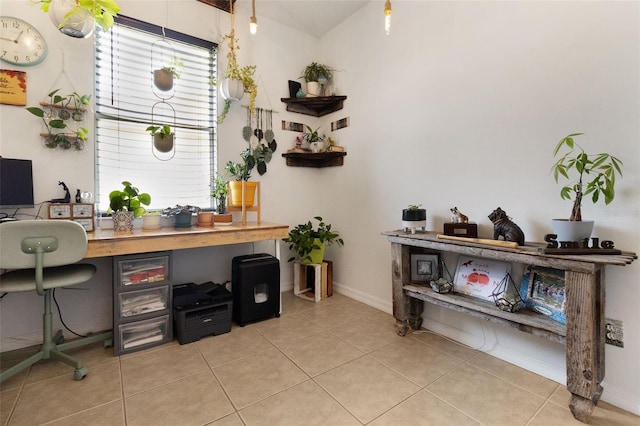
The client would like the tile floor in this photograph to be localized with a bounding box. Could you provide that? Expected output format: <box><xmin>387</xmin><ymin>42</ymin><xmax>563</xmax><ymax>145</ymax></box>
<box><xmin>1</xmin><ymin>292</ymin><xmax>639</xmax><ymax>426</ymax></box>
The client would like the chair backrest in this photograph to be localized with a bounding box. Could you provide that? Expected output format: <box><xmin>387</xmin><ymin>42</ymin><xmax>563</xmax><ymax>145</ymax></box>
<box><xmin>0</xmin><ymin>220</ymin><xmax>88</xmax><ymax>269</ymax></box>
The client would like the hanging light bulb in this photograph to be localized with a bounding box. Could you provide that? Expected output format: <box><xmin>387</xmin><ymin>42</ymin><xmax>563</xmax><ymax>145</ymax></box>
<box><xmin>384</xmin><ymin>0</ymin><xmax>392</xmax><ymax>36</ymax></box>
<box><xmin>250</xmin><ymin>0</ymin><xmax>258</xmax><ymax>35</ymax></box>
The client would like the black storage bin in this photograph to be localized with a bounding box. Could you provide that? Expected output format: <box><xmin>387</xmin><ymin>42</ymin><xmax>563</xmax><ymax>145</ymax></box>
<box><xmin>173</xmin><ymin>282</ymin><xmax>233</xmax><ymax>344</ymax></box>
<box><xmin>232</xmin><ymin>253</ymin><xmax>280</xmax><ymax>326</ymax></box>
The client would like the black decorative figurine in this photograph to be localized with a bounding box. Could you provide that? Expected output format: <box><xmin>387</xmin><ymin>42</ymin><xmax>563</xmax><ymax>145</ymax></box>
<box><xmin>50</xmin><ymin>181</ymin><xmax>71</xmax><ymax>203</ymax></box>
<box><xmin>488</xmin><ymin>207</ymin><xmax>525</xmax><ymax>246</ymax></box>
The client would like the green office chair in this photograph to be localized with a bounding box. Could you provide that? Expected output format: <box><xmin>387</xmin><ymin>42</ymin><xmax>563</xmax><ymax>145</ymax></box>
<box><xmin>0</xmin><ymin>220</ymin><xmax>113</xmax><ymax>382</ymax></box>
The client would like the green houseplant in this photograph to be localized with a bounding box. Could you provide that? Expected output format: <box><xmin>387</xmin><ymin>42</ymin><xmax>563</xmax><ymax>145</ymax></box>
<box><xmin>26</xmin><ymin>89</ymin><xmax>90</xmax><ymax>150</ymax></box>
<box><xmin>153</xmin><ymin>56</ymin><xmax>183</xmax><ymax>91</ymax></box>
<box><xmin>551</xmin><ymin>132</ymin><xmax>623</xmax><ymax>240</ymax></box>
<box><xmin>226</xmin><ymin>149</ymin><xmax>257</xmax><ymax>207</ymax></box>
<box><xmin>282</xmin><ymin>216</ymin><xmax>344</xmax><ymax>263</ymax></box>
<box><xmin>211</xmin><ymin>171</ymin><xmax>229</xmax><ymax>214</ymax></box>
<box><xmin>36</xmin><ymin>0</ymin><xmax>121</xmax><ymax>33</ymax></box>
<box><xmin>108</xmin><ymin>181</ymin><xmax>151</xmax><ymax>232</ymax></box>
<box><xmin>146</xmin><ymin>124</ymin><xmax>174</xmax><ymax>153</ymax></box>
<box><xmin>301</xmin><ymin>62</ymin><xmax>333</xmax><ymax>97</ymax></box>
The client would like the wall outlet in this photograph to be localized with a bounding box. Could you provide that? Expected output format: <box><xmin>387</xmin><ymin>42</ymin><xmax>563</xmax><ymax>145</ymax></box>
<box><xmin>605</xmin><ymin>318</ymin><xmax>624</xmax><ymax>347</ymax></box>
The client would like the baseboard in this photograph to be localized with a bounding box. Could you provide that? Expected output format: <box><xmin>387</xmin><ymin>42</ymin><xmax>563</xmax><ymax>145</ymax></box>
<box><xmin>600</xmin><ymin>381</ymin><xmax>640</xmax><ymax>416</ymax></box>
<box><xmin>332</xmin><ymin>281</ymin><xmax>392</xmax><ymax>314</ymax></box>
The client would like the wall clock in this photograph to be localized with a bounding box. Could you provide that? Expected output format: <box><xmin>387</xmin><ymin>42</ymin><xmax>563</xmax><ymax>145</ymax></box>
<box><xmin>0</xmin><ymin>16</ymin><xmax>48</xmax><ymax>66</ymax></box>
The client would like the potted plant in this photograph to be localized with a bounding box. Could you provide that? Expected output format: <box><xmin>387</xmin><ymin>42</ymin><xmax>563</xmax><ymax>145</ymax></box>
<box><xmin>162</xmin><ymin>205</ymin><xmax>200</xmax><ymax>228</ymax></box>
<box><xmin>551</xmin><ymin>132</ymin><xmax>623</xmax><ymax>241</ymax></box>
<box><xmin>142</xmin><ymin>211</ymin><xmax>162</xmax><ymax>230</ymax></box>
<box><xmin>301</xmin><ymin>125</ymin><xmax>325</xmax><ymax>153</ymax></box>
<box><xmin>226</xmin><ymin>149</ymin><xmax>258</xmax><ymax>207</ymax></box>
<box><xmin>26</xmin><ymin>89</ymin><xmax>90</xmax><ymax>150</ymax></box>
<box><xmin>211</xmin><ymin>171</ymin><xmax>229</xmax><ymax>214</ymax></box>
<box><xmin>37</xmin><ymin>0</ymin><xmax>121</xmax><ymax>37</ymax></box>
<box><xmin>283</xmin><ymin>216</ymin><xmax>344</xmax><ymax>264</ymax></box>
<box><xmin>402</xmin><ymin>204</ymin><xmax>427</xmax><ymax>234</ymax></box>
<box><xmin>216</xmin><ymin>2</ymin><xmax>257</xmax><ymax>123</ymax></box>
<box><xmin>146</xmin><ymin>124</ymin><xmax>175</xmax><ymax>153</ymax></box>
<box><xmin>153</xmin><ymin>56</ymin><xmax>183</xmax><ymax>91</ymax></box>
<box><xmin>108</xmin><ymin>181</ymin><xmax>151</xmax><ymax>232</ymax></box>
<box><xmin>301</xmin><ymin>62</ymin><xmax>333</xmax><ymax>97</ymax></box>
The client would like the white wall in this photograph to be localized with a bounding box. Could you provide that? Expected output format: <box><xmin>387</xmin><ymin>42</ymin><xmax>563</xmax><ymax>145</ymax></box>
<box><xmin>1</xmin><ymin>0</ymin><xmax>639</xmax><ymax>415</ymax></box>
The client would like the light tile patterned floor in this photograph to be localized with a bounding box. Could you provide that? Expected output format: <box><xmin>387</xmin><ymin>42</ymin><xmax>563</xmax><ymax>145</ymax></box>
<box><xmin>2</xmin><ymin>292</ymin><xmax>639</xmax><ymax>425</ymax></box>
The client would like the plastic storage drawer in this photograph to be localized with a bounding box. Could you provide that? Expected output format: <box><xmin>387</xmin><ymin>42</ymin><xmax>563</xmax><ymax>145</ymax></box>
<box><xmin>116</xmin><ymin>314</ymin><xmax>172</xmax><ymax>355</ymax></box>
<box><xmin>117</xmin><ymin>285</ymin><xmax>169</xmax><ymax>320</ymax></box>
<box><xmin>114</xmin><ymin>252</ymin><xmax>171</xmax><ymax>287</ymax></box>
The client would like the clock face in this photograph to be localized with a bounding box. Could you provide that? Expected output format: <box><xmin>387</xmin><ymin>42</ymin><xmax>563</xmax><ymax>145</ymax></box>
<box><xmin>0</xmin><ymin>16</ymin><xmax>48</xmax><ymax>66</ymax></box>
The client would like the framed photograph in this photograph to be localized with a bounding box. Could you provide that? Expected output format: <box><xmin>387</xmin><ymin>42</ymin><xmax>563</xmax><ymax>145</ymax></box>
<box><xmin>454</xmin><ymin>256</ymin><xmax>511</xmax><ymax>301</ymax></box>
<box><xmin>410</xmin><ymin>253</ymin><xmax>439</xmax><ymax>282</ymax></box>
<box><xmin>519</xmin><ymin>266</ymin><xmax>566</xmax><ymax>324</ymax></box>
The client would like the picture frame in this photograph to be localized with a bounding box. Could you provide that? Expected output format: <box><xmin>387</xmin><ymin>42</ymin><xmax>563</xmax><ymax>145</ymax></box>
<box><xmin>410</xmin><ymin>253</ymin><xmax>439</xmax><ymax>283</ymax></box>
<box><xmin>453</xmin><ymin>256</ymin><xmax>511</xmax><ymax>301</ymax></box>
<box><xmin>519</xmin><ymin>266</ymin><xmax>566</xmax><ymax>324</ymax></box>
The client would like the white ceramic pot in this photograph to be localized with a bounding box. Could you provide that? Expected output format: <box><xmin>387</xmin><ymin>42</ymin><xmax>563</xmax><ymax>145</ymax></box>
<box><xmin>220</xmin><ymin>78</ymin><xmax>245</xmax><ymax>102</ymax></box>
<box><xmin>306</xmin><ymin>81</ymin><xmax>321</xmax><ymax>97</ymax></box>
<box><xmin>142</xmin><ymin>214</ymin><xmax>161</xmax><ymax>230</ymax></box>
<box><xmin>310</xmin><ymin>141</ymin><xmax>322</xmax><ymax>153</ymax></box>
<box><xmin>551</xmin><ymin>219</ymin><xmax>594</xmax><ymax>242</ymax></box>
<box><xmin>48</xmin><ymin>0</ymin><xmax>95</xmax><ymax>38</ymax></box>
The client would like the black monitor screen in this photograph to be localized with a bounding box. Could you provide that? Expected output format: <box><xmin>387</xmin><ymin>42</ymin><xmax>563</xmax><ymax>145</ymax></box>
<box><xmin>0</xmin><ymin>157</ymin><xmax>35</xmax><ymax>208</ymax></box>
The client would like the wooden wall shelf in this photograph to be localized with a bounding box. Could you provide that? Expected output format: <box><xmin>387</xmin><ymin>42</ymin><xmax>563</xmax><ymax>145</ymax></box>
<box><xmin>282</xmin><ymin>151</ymin><xmax>346</xmax><ymax>167</ymax></box>
<box><xmin>280</xmin><ymin>96</ymin><xmax>347</xmax><ymax>117</ymax></box>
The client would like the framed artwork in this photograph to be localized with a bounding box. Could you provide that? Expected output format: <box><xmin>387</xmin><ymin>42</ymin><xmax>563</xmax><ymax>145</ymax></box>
<box><xmin>410</xmin><ymin>253</ymin><xmax>439</xmax><ymax>283</ymax></box>
<box><xmin>519</xmin><ymin>266</ymin><xmax>566</xmax><ymax>324</ymax></box>
<box><xmin>454</xmin><ymin>256</ymin><xmax>511</xmax><ymax>301</ymax></box>
<box><xmin>0</xmin><ymin>70</ymin><xmax>27</xmax><ymax>106</ymax></box>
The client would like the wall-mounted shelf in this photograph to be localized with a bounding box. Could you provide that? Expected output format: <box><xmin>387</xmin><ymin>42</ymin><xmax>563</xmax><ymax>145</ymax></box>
<box><xmin>280</xmin><ymin>96</ymin><xmax>347</xmax><ymax>117</ymax></box>
<box><xmin>282</xmin><ymin>151</ymin><xmax>346</xmax><ymax>167</ymax></box>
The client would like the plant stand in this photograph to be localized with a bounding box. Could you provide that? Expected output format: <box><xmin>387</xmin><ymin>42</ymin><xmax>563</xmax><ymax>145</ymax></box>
<box><xmin>293</xmin><ymin>261</ymin><xmax>332</xmax><ymax>302</ymax></box>
<box><xmin>227</xmin><ymin>181</ymin><xmax>261</xmax><ymax>225</ymax></box>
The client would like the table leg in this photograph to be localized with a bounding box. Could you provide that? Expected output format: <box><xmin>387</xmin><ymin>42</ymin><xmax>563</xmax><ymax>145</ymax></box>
<box><xmin>565</xmin><ymin>269</ymin><xmax>605</xmax><ymax>423</ymax></box>
<box><xmin>391</xmin><ymin>243</ymin><xmax>423</xmax><ymax>336</ymax></box>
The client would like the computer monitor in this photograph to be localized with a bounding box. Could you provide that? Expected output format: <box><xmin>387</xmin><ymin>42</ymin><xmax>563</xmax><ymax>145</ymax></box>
<box><xmin>0</xmin><ymin>157</ymin><xmax>35</xmax><ymax>209</ymax></box>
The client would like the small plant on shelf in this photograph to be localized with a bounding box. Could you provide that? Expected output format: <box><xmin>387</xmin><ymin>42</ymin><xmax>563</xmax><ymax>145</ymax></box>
<box><xmin>211</xmin><ymin>171</ymin><xmax>229</xmax><ymax>214</ymax></box>
<box><xmin>108</xmin><ymin>181</ymin><xmax>151</xmax><ymax>218</ymax></box>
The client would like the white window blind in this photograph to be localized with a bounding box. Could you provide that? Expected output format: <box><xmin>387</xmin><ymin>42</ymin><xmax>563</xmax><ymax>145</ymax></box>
<box><xmin>94</xmin><ymin>16</ymin><xmax>217</xmax><ymax>211</ymax></box>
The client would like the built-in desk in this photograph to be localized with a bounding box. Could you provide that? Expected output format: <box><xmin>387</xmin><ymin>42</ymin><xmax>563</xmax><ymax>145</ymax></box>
<box><xmin>86</xmin><ymin>222</ymin><xmax>289</xmax><ymax>258</ymax></box>
<box><xmin>383</xmin><ymin>230</ymin><xmax>636</xmax><ymax>424</ymax></box>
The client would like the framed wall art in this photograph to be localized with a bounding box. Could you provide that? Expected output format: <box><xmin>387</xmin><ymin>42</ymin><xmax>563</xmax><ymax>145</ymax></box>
<box><xmin>410</xmin><ymin>253</ymin><xmax>439</xmax><ymax>283</ymax></box>
<box><xmin>519</xmin><ymin>266</ymin><xmax>566</xmax><ymax>324</ymax></box>
<box><xmin>454</xmin><ymin>256</ymin><xmax>511</xmax><ymax>301</ymax></box>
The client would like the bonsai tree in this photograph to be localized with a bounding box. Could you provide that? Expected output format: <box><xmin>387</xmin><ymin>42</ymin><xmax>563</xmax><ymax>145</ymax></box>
<box><xmin>108</xmin><ymin>181</ymin><xmax>151</xmax><ymax>218</ymax></box>
<box><xmin>552</xmin><ymin>132</ymin><xmax>623</xmax><ymax>221</ymax></box>
<box><xmin>282</xmin><ymin>216</ymin><xmax>344</xmax><ymax>263</ymax></box>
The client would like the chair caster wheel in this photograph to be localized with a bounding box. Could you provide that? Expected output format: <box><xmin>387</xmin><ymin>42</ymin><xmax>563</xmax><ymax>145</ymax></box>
<box><xmin>275</xmin><ymin>313</ymin><xmax>280</xmax><ymax>318</ymax></box>
<box><xmin>104</xmin><ymin>339</ymin><xmax>113</xmax><ymax>348</ymax></box>
<box><xmin>74</xmin><ymin>367</ymin><xmax>88</xmax><ymax>381</ymax></box>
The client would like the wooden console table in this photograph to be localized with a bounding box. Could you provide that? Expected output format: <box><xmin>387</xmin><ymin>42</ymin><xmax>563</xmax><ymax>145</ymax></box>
<box><xmin>382</xmin><ymin>230</ymin><xmax>636</xmax><ymax>423</ymax></box>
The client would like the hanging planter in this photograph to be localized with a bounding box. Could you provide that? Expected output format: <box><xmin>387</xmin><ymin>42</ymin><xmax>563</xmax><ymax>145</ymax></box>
<box><xmin>153</xmin><ymin>69</ymin><xmax>174</xmax><ymax>92</ymax></box>
<box><xmin>41</xmin><ymin>0</ymin><xmax>122</xmax><ymax>38</ymax></box>
<box><xmin>220</xmin><ymin>78</ymin><xmax>245</xmax><ymax>102</ymax></box>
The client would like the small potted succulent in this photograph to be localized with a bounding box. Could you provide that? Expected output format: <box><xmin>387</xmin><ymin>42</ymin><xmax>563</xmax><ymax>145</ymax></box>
<box><xmin>551</xmin><ymin>132</ymin><xmax>623</xmax><ymax>241</ymax></box>
<box><xmin>163</xmin><ymin>205</ymin><xmax>200</xmax><ymax>228</ymax></box>
<box><xmin>282</xmin><ymin>216</ymin><xmax>344</xmax><ymax>264</ymax></box>
<box><xmin>402</xmin><ymin>204</ymin><xmax>427</xmax><ymax>234</ymax></box>
<box><xmin>108</xmin><ymin>181</ymin><xmax>151</xmax><ymax>232</ymax></box>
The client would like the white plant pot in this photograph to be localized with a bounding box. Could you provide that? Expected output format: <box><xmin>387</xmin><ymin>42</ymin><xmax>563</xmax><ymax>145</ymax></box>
<box><xmin>306</xmin><ymin>81</ymin><xmax>321</xmax><ymax>97</ymax></box>
<box><xmin>310</xmin><ymin>141</ymin><xmax>322</xmax><ymax>153</ymax></box>
<box><xmin>48</xmin><ymin>0</ymin><xmax>95</xmax><ymax>38</ymax></box>
<box><xmin>551</xmin><ymin>219</ymin><xmax>594</xmax><ymax>242</ymax></box>
<box><xmin>220</xmin><ymin>78</ymin><xmax>245</xmax><ymax>102</ymax></box>
<box><xmin>142</xmin><ymin>215</ymin><xmax>162</xmax><ymax>230</ymax></box>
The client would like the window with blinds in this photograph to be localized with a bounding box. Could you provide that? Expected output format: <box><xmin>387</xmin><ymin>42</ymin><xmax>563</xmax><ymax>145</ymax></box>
<box><xmin>94</xmin><ymin>16</ymin><xmax>217</xmax><ymax>212</ymax></box>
